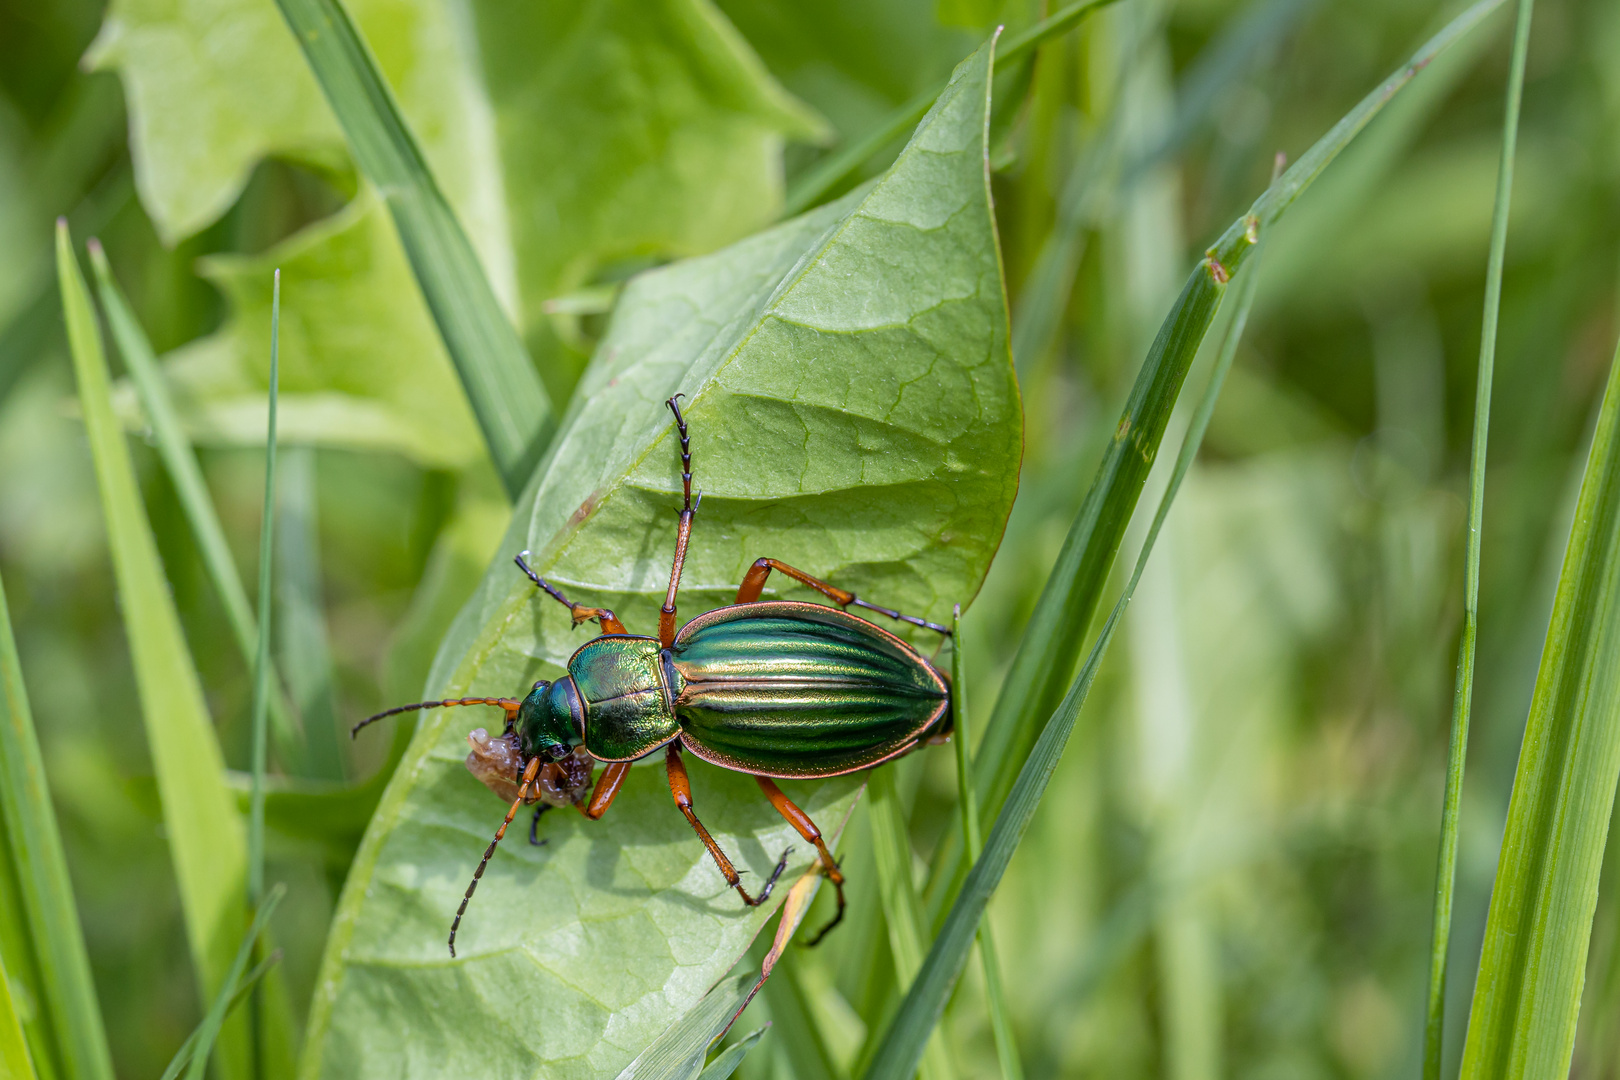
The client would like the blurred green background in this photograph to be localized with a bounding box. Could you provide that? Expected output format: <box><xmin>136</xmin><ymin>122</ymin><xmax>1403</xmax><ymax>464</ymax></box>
<box><xmin>2</xmin><ymin>0</ymin><xmax>1618</xmax><ymax>1076</ymax></box>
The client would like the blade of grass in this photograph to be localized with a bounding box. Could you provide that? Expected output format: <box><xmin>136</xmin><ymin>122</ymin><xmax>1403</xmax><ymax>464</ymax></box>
<box><xmin>862</xmin><ymin>216</ymin><xmax>1268</xmax><ymax>1080</ymax></box>
<box><xmin>0</xmin><ymin>948</ymin><xmax>36</xmax><ymax>1080</ymax></box>
<box><xmin>86</xmin><ymin>242</ymin><xmax>311</xmax><ymax>777</ymax></box>
<box><xmin>158</xmin><ymin>951</ymin><xmax>282</xmax><ymax>1080</ymax></box>
<box><xmin>867</xmin><ymin>768</ymin><xmax>954</xmax><ymax>1080</ymax></box>
<box><xmin>781</xmin><ymin>0</ymin><xmax>1123</xmax><ymax>217</ymax></box>
<box><xmin>182</xmin><ymin>884</ymin><xmax>285</xmax><ymax>1080</ymax></box>
<box><xmin>758</xmin><ymin>960</ymin><xmax>839</xmax><ymax>1080</ymax></box>
<box><xmin>1457</xmin><ymin>330</ymin><xmax>1620</xmax><ymax>1078</ymax></box>
<box><xmin>697</xmin><ymin>1027</ymin><xmax>766</xmax><ymax>1080</ymax></box>
<box><xmin>275</xmin><ymin>446</ymin><xmax>344</xmax><ymax>780</ymax></box>
<box><xmin>615</xmin><ymin>973</ymin><xmax>754</xmax><ymax>1080</ymax></box>
<box><xmin>245</xmin><ymin>270</ymin><xmax>280</xmax><ymax>1079</ymax></box>
<box><xmin>1422</xmin><ymin>1</ymin><xmax>1535</xmax><ymax>1076</ymax></box>
<box><xmin>0</xmin><ymin>568</ymin><xmax>114</xmax><ymax>1080</ymax></box>
<box><xmin>950</xmin><ymin>610</ymin><xmax>1023</xmax><ymax>1080</ymax></box>
<box><xmin>938</xmin><ymin>0</ymin><xmax>1510</xmax><ymax>926</ymax></box>
<box><xmin>270</xmin><ymin>0</ymin><xmax>553</xmax><ymax>498</ymax></box>
<box><xmin>57</xmin><ymin>219</ymin><xmax>252</xmax><ymax>1080</ymax></box>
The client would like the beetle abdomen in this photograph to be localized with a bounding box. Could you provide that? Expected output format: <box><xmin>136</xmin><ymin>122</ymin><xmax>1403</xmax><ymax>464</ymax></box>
<box><xmin>671</xmin><ymin>602</ymin><xmax>948</xmax><ymax>778</ymax></box>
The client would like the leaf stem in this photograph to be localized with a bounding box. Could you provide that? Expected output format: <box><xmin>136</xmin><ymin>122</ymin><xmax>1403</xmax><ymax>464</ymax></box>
<box><xmin>1422</xmin><ymin>1</ymin><xmax>1534</xmax><ymax>1076</ymax></box>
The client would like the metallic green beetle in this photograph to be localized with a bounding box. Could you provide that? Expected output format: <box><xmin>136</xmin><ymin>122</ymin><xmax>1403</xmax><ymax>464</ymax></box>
<box><xmin>355</xmin><ymin>397</ymin><xmax>952</xmax><ymax>956</ymax></box>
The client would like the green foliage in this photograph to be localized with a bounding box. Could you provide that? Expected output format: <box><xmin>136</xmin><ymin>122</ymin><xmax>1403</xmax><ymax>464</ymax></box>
<box><xmin>1458</xmin><ymin>334</ymin><xmax>1620</xmax><ymax>1075</ymax></box>
<box><xmin>298</xmin><ymin>41</ymin><xmax>1015</xmax><ymax>1078</ymax></box>
<box><xmin>0</xmin><ymin>566</ymin><xmax>112</xmax><ymax>1080</ymax></box>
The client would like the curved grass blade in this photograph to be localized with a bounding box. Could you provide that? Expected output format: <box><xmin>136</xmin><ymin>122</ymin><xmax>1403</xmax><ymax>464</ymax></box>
<box><xmin>781</xmin><ymin>0</ymin><xmax>1123</xmax><ymax>217</ymax></box>
<box><xmin>0</xmin><ymin>948</ymin><xmax>36</xmax><ymax>1080</ymax></box>
<box><xmin>696</xmin><ymin>1027</ymin><xmax>765</xmax><ymax>1080</ymax></box>
<box><xmin>57</xmin><ymin>219</ymin><xmax>252</xmax><ymax>1080</ymax></box>
<box><xmin>87</xmin><ymin>242</ymin><xmax>311</xmax><ymax>777</ymax></box>
<box><xmin>0</xmin><ymin>570</ymin><xmax>115</xmax><ymax>1080</ymax></box>
<box><xmin>270</xmin><ymin>0</ymin><xmax>554</xmax><ymax>498</ymax></box>
<box><xmin>862</xmin><ymin>220</ymin><xmax>1267</xmax><ymax>1080</ymax></box>
<box><xmin>160</xmin><ymin>951</ymin><xmax>283</xmax><ymax>1080</ymax></box>
<box><xmin>182</xmin><ymin>885</ymin><xmax>285</xmax><ymax>1080</ymax></box>
<box><xmin>1456</xmin><ymin>339</ymin><xmax>1620</xmax><ymax>1076</ymax></box>
<box><xmin>1422</xmin><ymin>1</ymin><xmax>1536</xmax><ymax>1076</ymax></box>
<box><xmin>616</xmin><ymin>973</ymin><xmax>755</xmax><ymax>1080</ymax></box>
<box><xmin>946</xmin><ymin>0</ymin><xmax>1511</xmax><ymax>922</ymax></box>
<box><xmin>950</xmin><ymin>613</ymin><xmax>1023</xmax><ymax>1080</ymax></box>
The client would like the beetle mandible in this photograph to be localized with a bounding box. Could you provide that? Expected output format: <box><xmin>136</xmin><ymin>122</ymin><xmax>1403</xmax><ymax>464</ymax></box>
<box><xmin>354</xmin><ymin>396</ymin><xmax>954</xmax><ymax>956</ymax></box>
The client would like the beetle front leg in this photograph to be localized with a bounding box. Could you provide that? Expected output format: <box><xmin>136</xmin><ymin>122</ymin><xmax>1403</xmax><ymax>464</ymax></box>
<box><xmin>514</xmin><ymin>551</ymin><xmax>628</xmax><ymax>634</ymax></box>
<box><xmin>666</xmin><ymin>743</ymin><xmax>789</xmax><ymax>907</ymax></box>
<box><xmin>756</xmin><ymin>777</ymin><xmax>847</xmax><ymax>945</ymax></box>
<box><xmin>577</xmin><ymin>761</ymin><xmax>632</xmax><ymax>820</ymax></box>
<box><xmin>734</xmin><ymin>557</ymin><xmax>951</xmax><ymax>636</ymax></box>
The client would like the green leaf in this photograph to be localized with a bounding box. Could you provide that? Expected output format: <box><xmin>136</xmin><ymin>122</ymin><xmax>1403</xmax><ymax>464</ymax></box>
<box><xmin>466</xmin><ymin>0</ymin><xmax>829</xmax><ymax>382</ymax></box>
<box><xmin>121</xmin><ymin>194</ymin><xmax>484</xmax><ymax>470</ymax></box>
<box><xmin>298</xmin><ymin>38</ymin><xmax>1016</xmax><ymax>1078</ymax></box>
<box><xmin>89</xmin><ymin>240</ymin><xmax>314</xmax><ymax>778</ymax></box>
<box><xmin>56</xmin><ymin>219</ymin><xmax>253</xmax><ymax>1080</ymax></box>
<box><xmin>1457</xmin><ymin>342</ymin><xmax>1620</xmax><ymax>1074</ymax></box>
<box><xmin>0</xmin><ymin>568</ymin><xmax>114</xmax><ymax>1080</ymax></box>
<box><xmin>182</xmin><ymin>884</ymin><xmax>285</xmax><ymax>1080</ymax></box>
<box><xmin>247</xmin><ymin>267</ymin><xmax>281</xmax><ymax>907</ymax></box>
<box><xmin>270</xmin><ymin>0</ymin><xmax>554</xmax><ymax>495</ymax></box>
<box><xmin>159</xmin><ymin>951</ymin><xmax>284</xmax><ymax>1080</ymax></box>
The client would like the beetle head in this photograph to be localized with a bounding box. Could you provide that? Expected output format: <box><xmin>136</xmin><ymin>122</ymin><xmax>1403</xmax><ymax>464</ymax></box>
<box><xmin>515</xmin><ymin>676</ymin><xmax>585</xmax><ymax>760</ymax></box>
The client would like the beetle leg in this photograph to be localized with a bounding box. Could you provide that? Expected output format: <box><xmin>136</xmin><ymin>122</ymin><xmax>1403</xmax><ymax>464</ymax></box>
<box><xmin>514</xmin><ymin>551</ymin><xmax>628</xmax><ymax>634</ymax></box>
<box><xmin>528</xmin><ymin>803</ymin><xmax>552</xmax><ymax>846</ymax></box>
<box><xmin>577</xmin><ymin>761</ymin><xmax>632</xmax><ymax>820</ymax></box>
<box><xmin>734</xmin><ymin>558</ymin><xmax>952</xmax><ymax>637</ymax></box>
<box><xmin>755</xmin><ymin>777</ymin><xmax>847</xmax><ymax>945</ymax></box>
<box><xmin>666</xmin><ymin>744</ymin><xmax>788</xmax><ymax>907</ymax></box>
<box><xmin>659</xmin><ymin>395</ymin><xmax>696</xmax><ymax>648</ymax></box>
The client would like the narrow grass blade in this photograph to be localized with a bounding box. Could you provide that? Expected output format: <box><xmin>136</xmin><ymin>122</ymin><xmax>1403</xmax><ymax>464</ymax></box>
<box><xmin>87</xmin><ymin>242</ymin><xmax>309</xmax><ymax>776</ymax></box>
<box><xmin>158</xmin><ymin>951</ymin><xmax>282</xmax><ymax>1080</ymax></box>
<box><xmin>781</xmin><ymin>0</ymin><xmax>1122</xmax><ymax>217</ymax></box>
<box><xmin>275</xmin><ymin>447</ymin><xmax>344</xmax><ymax>780</ymax></box>
<box><xmin>951</xmin><ymin>0</ymin><xmax>1510</xmax><ymax>919</ymax></box>
<box><xmin>1422</xmin><ymin>1</ymin><xmax>1536</xmax><ymax>1076</ymax></box>
<box><xmin>862</xmin><ymin>231</ymin><xmax>1268</xmax><ymax>1080</ymax></box>
<box><xmin>181</xmin><ymin>884</ymin><xmax>285</xmax><ymax>1080</ymax></box>
<box><xmin>696</xmin><ymin>1027</ymin><xmax>765</xmax><ymax>1080</ymax></box>
<box><xmin>615</xmin><ymin>973</ymin><xmax>754</xmax><ymax>1080</ymax></box>
<box><xmin>248</xmin><ymin>269</ymin><xmax>280</xmax><ymax>907</ymax></box>
<box><xmin>950</xmin><ymin>612</ymin><xmax>1023</xmax><ymax>1080</ymax></box>
<box><xmin>0</xmin><ymin>570</ymin><xmax>114</xmax><ymax>1080</ymax></box>
<box><xmin>0</xmin><ymin>948</ymin><xmax>37</xmax><ymax>1080</ymax></box>
<box><xmin>759</xmin><ymin>965</ymin><xmax>838</xmax><ymax>1080</ymax></box>
<box><xmin>867</xmin><ymin>769</ymin><xmax>953</xmax><ymax>1080</ymax></box>
<box><xmin>57</xmin><ymin>220</ymin><xmax>252</xmax><ymax>1080</ymax></box>
<box><xmin>271</xmin><ymin>0</ymin><xmax>554</xmax><ymax>498</ymax></box>
<box><xmin>1457</xmin><ymin>335</ymin><xmax>1620</xmax><ymax>1076</ymax></box>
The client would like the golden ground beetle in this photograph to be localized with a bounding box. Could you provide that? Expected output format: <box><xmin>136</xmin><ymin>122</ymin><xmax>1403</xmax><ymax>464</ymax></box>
<box><xmin>354</xmin><ymin>396</ymin><xmax>953</xmax><ymax>955</ymax></box>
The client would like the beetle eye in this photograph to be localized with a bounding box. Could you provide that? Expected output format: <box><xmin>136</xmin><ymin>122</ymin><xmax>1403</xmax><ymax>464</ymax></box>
<box><xmin>532</xmin><ymin>680</ymin><xmax>546</xmax><ymax>691</ymax></box>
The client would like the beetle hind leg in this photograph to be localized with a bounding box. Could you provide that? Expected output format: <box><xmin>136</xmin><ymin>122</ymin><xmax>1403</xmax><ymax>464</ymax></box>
<box><xmin>666</xmin><ymin>744</ymin><xmax>787</xmax><ymax>908</ymax></box>
<box><xmin>756</xmin><ymin>777</ymin><xmax>847</xmax><ymax>945</ymax></box>
<box><xmin>734</xmin><ymin>557</ymin><xmax>951</xmax><ymax>637</ymax></box>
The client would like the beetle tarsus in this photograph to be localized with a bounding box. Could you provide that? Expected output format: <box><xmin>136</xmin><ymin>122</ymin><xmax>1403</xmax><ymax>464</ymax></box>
<box><xmin>529</xmin><ymin>804</ymin><xmax>551</xmax><ymax>847</ymax></box>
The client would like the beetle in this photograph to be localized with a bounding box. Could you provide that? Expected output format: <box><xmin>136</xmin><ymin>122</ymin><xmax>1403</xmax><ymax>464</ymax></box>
<box><xmin>354</xmin><ymin>396</ymin><xmax>953</xmax><ymax>956</ymax></box>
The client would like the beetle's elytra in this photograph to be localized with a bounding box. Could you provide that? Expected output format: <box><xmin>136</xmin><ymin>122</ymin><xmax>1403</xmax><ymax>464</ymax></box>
<box><xmin>354</xmin><ymin>396</ymin><xmax>953</xmax><ymax>956</ymax></box>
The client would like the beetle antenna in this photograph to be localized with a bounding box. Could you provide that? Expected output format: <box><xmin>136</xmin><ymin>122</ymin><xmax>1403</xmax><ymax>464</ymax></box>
<box><xmin>449</xmin><ymin>755</ymin><xmax>541</xmax><ymax>957</ymax></box>
<box><xmin>351</xmin><ymin>697</ymin><xmax>521</xmax><ymax>739</ymax></box>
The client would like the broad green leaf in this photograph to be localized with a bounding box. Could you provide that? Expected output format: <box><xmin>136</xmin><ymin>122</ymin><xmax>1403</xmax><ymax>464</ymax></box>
<box><xmin>56</xmin><ymin>221</ymin><xmax>253</xmax><ymax>1079</ymax></box>
<box><xmin>122</xmin><ymin>193</ymin><xmax>484</xmax><ymax>469</ymax></box>
<box><xmin>0</xmin><ymin>568</ymin><xmax>114</xmax><ymax>1080</ymax></box>
<box><xmin>299</xmin><ymin>39</ymin><xmax>1016</xmax><ymax>1079</ymax></box>
<box><xmin>1458</xmin><ymin>333</ymin><xmax>1620</xmax><ymax>1076</ymax></box>
<box><xmin>84</xmin><ymin>0</ymin><xmax>512</xmax><ymax>280</ymax></box>
<box><xmin>466</xmin><ymin>0</ymin><xmax>829</xmax><ymax>380</ymax></box>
